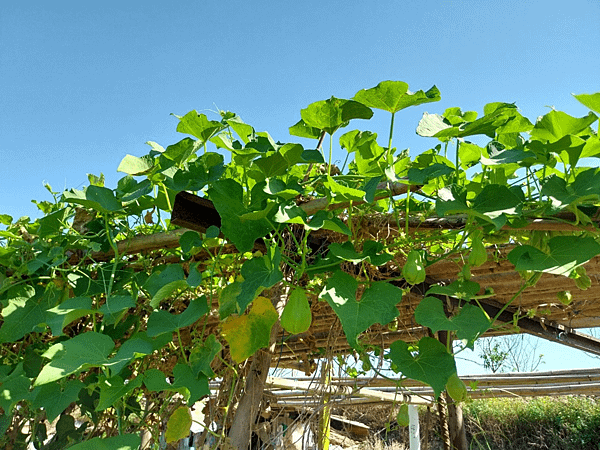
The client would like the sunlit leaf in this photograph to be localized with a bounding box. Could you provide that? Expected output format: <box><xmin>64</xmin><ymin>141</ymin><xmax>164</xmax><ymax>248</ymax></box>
<box><xmin>388</xmin><ymin>337</ymin><xmax>456</xmax><ymax>398</ymax></box>
<box><xmin>320</xmin><ymin>272</ymin><xmax>401</xmax><ymax>349</ymax></box>
<box><xmin>573</xmin><ymin>92</ymin><xmax>600</xmax><ymax>114</ymax></box>
<box><xmin>166</xmin><ymin>406</ymin><xmax>193</xmax><ymax>443</ymax></box>
<box><xmin>147</xmin><ymin>296</ymin><xmax>209</xmax><ymax>337</ymax></box>
<box><xmin>35</xmin><ymin>332</ymin><xmax>114</xmax><ymax>385</ymax></box>
<box><xmin>221</xmin><ymin>296</ymin><xmax>278</xmax><ymax>363</ymax></box>
<box><xmin>300</xmin><ymin>97</ymin><xmax>373</xmax><ymax>135</ymax></box>
<box><xmin>354</xmin><ymin>82</ymin><xmax>440</xmax><ymax>113</ymax></box>
<box><xmin>508</xmin><ymin>236</ymin><xmax>600</xmax><ymax>276</ymax></box>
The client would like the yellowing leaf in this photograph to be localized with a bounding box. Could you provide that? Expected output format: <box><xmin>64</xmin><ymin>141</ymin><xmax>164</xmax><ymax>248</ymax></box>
<box><xmin>165</xmin><ymin>406</ymin><xmax>192</xmax><ymax>443</ymax></box>
<box><xmin>280</xmin><ymin>288</ymin><xmax>312</xmax><ymax>334</ymax></box>
<box><xmin>221</xmin><ymin>296</ymin><xmax>278</xmax><ymax>363</ymax></box>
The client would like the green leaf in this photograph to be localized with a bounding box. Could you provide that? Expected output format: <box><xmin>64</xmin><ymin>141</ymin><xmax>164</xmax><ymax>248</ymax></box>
<box><xmin>414</xmin><ymin>298</ymin><xmax>491</xmax><ymax>349</ymax></box>
<box><xmin>530</xmin><ymin>110</ymin><xmax>598</xmax><ymax>142</ymax></box>
<box><xmin>323</xmin><ymin>175</ymin><xmax>365</xmax><ymax>202</ymax></box>
<box><xmin>35</xmin><ymin>332</ymin><xmax>114</xmax><ymax>385</ymax></box>
<box><xmin>388</xmin><ymin>337</ymin><xmax>456</xmax><ymax>398</ymax></box>
<box><xmin>236</xmin><ymin>249</ymin><xmax>283</xmax><ymax>313</ymax></box>
<box><xmin>68</xmin><ymin>434</ymin><xmax>141</xmax><ymax>450</ymax></box>
<box><xmin>300</xmin><ymin>97</ymin><xmax>373</xmax><ymax>135</ymax></box>
<box><xmin>117</xmin><ymin>154</ymin><xmax>154</xmax><ymax>175</ymax></box>
<box><xmin>144</xmin><ymin>265</ymin><xmax>189</xmax><ymax>308</ymax></box>
<box><xmin>45</xmin><ymin>296</ymin><xmax>94</xmax><ymax>336</ymax></box>
<box><xmin>99</xmin><ymin>295</ymin><xmax>135</xmax><ymax>325</ymax></box>
<box><xmin>280</xmin><ymin>288</ymin><xmax>312</xmax><ymax>334</ymax></box>
<box><xmin>452</xmin><ymin>304</ymin><xmax>492</xmax><ymax>348</ymax></box>
<box><xmin>105</xmin><ymin>332</ymin><xmax>169</xmax><ymax>375</ymax></box>
<box><xmin>414</xmin><ymin>297</ymin><xmax>456</xmax><ymax>334</ymax></box>
<box><xmin>208</xmin><ymin>179</ymin><xmax>274</xmax><ymax>252</ymax></box>
<box><xmin>0</xmin><ymin>366</ymin><xmax>33</xmax><ymax>413</ymax></box>
<box><xmin>0</xmin><ymin>214</ymin><xmax>13</xmax><ymax>225</ymax></box>
<box><xmin>508</xmin><ymin>236</ymin><xmax>600</xmax><ymax>276</ymax></box>
<box><xmin>289</xmin><ymin>119</ymin><xmax>323</xmax><ymax>139</ymax></box>
<box><xmin>189</xmin><ymin>334</ymin><xmax>222</xmax><ymax>378</ymax></box>
<box><xmin>327</xmin><ymin>241</ymin><xmax>392</xmax><ymax>266</ymax></box>
<box><xmin>426</xmin><ymin>280</ymin><xmax>481</xmax><ymax>301</ymax></box>
<box><xmin>147</xmin><ymin>296</ymin><xmax>209</xmax><ymax>337</ymax></box>
<box><xmin>320</xmin><ymin>272</ymin><xmax>401</xmax><ymax>349</ymax></box>
<box><xmin>96</xmin><ymin>375</ymin><xmax>143</xmax><ymax>411</ymax></box>
<box><xmin>37</xmin><ymin>208</ymin><xmax>69</xmax><ymax>238</ymax></box>
<box><xmin>166</xmin><ymin>406</ymin><xmax>193</xmax><ymax>443</ymax></box>
<box><xmin>226</xmin><ymin>116</ymin><xmax>255</xmax><ymax>144</ymax></box>
<box><xmin>176</xmin><ymin>111</ymin><xmax>224</xmax><ymax>142</ymax></box>
<box><xmin>0</xmin><ymin>286</ymin><xmax>49</xmax><ymax>343</ymax></box>
<box><xmin>222</xmin><ymin>296</ymin><xmax>279</xmax><ymax>363</ymax></box>
<box><xmin>144</xmin><ymin>364</ymin><xmax>209</xmax><ymax>405</ymax></box>
<box><xmin>62</xmin><ymin>186</ymin><xmax>122</xmax><ymax>213</ymax></box>
<box><xmin>541</xmin><ymin>169</ymin><xmax>600</xmax><ymax>207</ymax></box>
<box><xmin>573</xmin><ymin>92</ymin><xmax>600</xmax><ymax>114</ymax></box>
<box><xmin>354</xmin><ymin>82</ymin><xmax>440</xmax><ymax>113</ymax></box>
<box><xmin>180</xmin><ymin>231</ymin><xmax>203</xmax><ymax>254</ymax></box>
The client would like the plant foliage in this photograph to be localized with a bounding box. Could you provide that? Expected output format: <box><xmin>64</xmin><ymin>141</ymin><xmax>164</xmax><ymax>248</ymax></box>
<box><xmin>0</xmin><ymin>81</ymin><xmax>599</xmax><ymax>448</ymax></box>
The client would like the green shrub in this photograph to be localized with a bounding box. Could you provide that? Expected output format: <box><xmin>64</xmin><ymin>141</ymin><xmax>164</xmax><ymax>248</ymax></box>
<box><xmin>463</xmin><ymin>396</ymin><xmax>600</xmax><ymax>450</ymax></box>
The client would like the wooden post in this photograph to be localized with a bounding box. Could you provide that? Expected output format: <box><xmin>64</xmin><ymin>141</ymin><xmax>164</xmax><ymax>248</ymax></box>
<box><xmin>318</xmin><ymin>359</ymin><xmax>332</xmax><ymax>450</ymax></box>
<box><xmin>437</xmin><ymin>330</ymin><xmax>468</xmax><ymax>450</ymax></box>
<box><xmin>228</xmin><ymin>288</ymin><xmax>284</xmax><ymax>450</ymax></box>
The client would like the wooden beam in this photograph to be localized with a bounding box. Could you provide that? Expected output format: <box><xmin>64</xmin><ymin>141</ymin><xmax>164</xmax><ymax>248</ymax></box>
<box><xmin>448</xmin><ymin>297</ymin><xmax>600</xmax><ymax>357</ymax></box>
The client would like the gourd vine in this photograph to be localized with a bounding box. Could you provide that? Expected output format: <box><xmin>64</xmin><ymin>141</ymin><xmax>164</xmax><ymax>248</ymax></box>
<box><xmin>0</xmin><ymin>81</ymin><xmax>599</xmax><ymax>449</ymax></box>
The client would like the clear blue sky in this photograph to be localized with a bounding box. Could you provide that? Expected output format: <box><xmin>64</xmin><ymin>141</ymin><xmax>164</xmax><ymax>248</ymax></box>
<box><xmin>1</xmin><ymin>0</ymin><xmax>600</xmax><ymax>374</ymax></box>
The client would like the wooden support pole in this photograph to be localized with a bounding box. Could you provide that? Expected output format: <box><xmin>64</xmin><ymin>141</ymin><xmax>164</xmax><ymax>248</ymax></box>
<box><xmin>438</xmin><ymin>330</ymin><xmax>468</xmax><ymax>450</ymax></box>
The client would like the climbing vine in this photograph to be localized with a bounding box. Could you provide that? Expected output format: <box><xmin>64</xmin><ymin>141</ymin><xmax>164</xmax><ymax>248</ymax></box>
<box><xmin>1</xmin><ymin>81</ymin><xmax>600</xmax><ymax>449</ymax></box>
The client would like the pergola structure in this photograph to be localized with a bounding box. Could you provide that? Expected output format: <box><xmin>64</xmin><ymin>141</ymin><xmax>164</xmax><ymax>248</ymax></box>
<box><xmin>169</xmin><ymin>190</ymin><xmax>600</xmax><ymax>369</ymax></box>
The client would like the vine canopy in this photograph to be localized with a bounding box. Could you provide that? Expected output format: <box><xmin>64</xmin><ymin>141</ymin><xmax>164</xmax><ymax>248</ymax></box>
<box><xmin>1</xmin><ymin>81</ymin><xmax>600</xmax><ymax>447</ymax></box>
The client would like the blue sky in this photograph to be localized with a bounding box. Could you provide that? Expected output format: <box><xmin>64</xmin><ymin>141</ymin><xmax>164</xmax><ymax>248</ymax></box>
<box><xmin>1</xmin><ymin>0</ymin><xmax>600</xmax><ymax>374</ymax></box>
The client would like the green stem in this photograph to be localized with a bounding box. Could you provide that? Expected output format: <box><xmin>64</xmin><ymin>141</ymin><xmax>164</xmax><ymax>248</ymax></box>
<box><xmin>455</xmin><ymin>139</ymin><xmax>461</xmax><ymax>184</ymax></box>
<box><xmin>328</xmin><ymin>133</ymin><xmax>333</xmax><ymax>176</ymax></box>
<box><xmin>103</xmin><ymin>214</ymin><xmax>119</xmax><ymax>300</ymax></box>
<box><xmin>387</xmin><ymin>112</ymin><xmax>396</xmax><ymax>163</ymax></box>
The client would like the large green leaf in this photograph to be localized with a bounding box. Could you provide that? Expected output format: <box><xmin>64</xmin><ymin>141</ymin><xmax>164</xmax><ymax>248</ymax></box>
<box><xmin>31</xmin><ymin>379</ymin><xmax>85</xmax><ymax>422</ymax></box>
<box><xmin>62</xmin><ymin>186</ymin><xmax>122</xmax><ymax>213</ymax></box>
<box><xmin>414</xmin><ymin>297</ymin><xmax>491</xmax><ymax>349</ymax></box>
<box><xmin>147</xmin><ymin>296</ymin><xmax>209</xmax><ymax>337</ymax></box>
<box><xmin>208</xmin><ymin>179</ymin><xmax>274</xmax><ymax>252</ymax></box>
<box><xmin>300</xmin><ymin>97</ymin><xmax>373</xmax><ymax>135</ymax></box>
<box><xmin>320</xmin><ymin>272</ymin><xmax>401</xmax><ymax>349</ymax></box>
<box><xmin>288</xmin><ymin>119</ymin><xmax>323</xmax><ymax>139</ymax></box>
<box><xmin>388</xmin><ymin>337</ymin><xmax>456</xmax><ymax>398</ymax></box>
<box><xmin>221</xmin><ymin>296</ymin><xmax>278</xmax><ymax>363</ymax></box>
<box><xmin>144</xmin><ymin>364</ymin><xmax>210</xmax><ymax>405</ymax></box>
<box><xmin>117</xmin><ymin>154</ymin><xmax>154</xmax><ymax>175</ymax></box>
<box><xmin>143</xmin><ymin>265</ymin><xmax>189</xmax><ymax>308</ymax></box>
<box><xmin>327</xmin><ymin>241</ymin><xmax>393</xmax><ymax>266</ymax></box>
<box><xmin>541</xmin><ymin>169</ymin><xmax>600</xmax><ymax>207</ymax></box>
<box><xmin>35</xmin><ymin>332</ymin><xmax>114</xmax><ymax>386</ymax></box>
<box><xmin>436</xmin><ymin>184</ymin><xmax>522</xmax><ymax>229</ymax></box>
<box><xmin>0</xmin><ymin>286</ymin><xmax>48</xmax><ymax>343</ymax></box>
<box><xmin>68</xmin><ymin>434</ymin><xmax>141</xmax><ymax>450</ymax></box>
<box><xmin>417</xmin><ymin>103</ymin><xmax>519</xmax><ymax>140</ymax></box>
<box><xmin>573</xmin><ymin>92</ymin><xmax>600</xmax><ymax>114</ymax></box>
<box><xmin>530</xmin><ymin>110</ymin><xmax>598</xmax><ymax>142</ymax></box>
<box><xmin>236</xmin><ymin>249</ymin><xmax>283</xmax><ymax>313</ymax></box>
<box><xmin>45</xmin><ymin>296</ymin><xmax>94</xmax><ymax>336</ymax></box>
<box><xmin>105</xmin><ymin>332</ymin><xmax>170</xmax><ymax>375</ymax></box>
<box><xmin>175</xmin><ymin>111</ymin><xmax>224</xmax><ymax>142</ymax></box>
<box><xmin>354</xmin><ymin>82</ymin><xmax>440</xmax><ymax>113</ymax></box>
<box><xmin>508</xmin><ymin>236</ymin><xmax>600</xmax><ymax>276</ymax></box>
<box><xmin>96</xmin><ymin>375</ymin><xmax>143</xmax><ymax>411</ymax></box>
<box><xmin>189</xmin><ymin>334</ymin><xmax>222</xmax><ymax>378</ymax></box>
<box><xmin>323</xmin><ymin>176</ymin><xmax>365</xmax><ymax>202</ymax></box>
